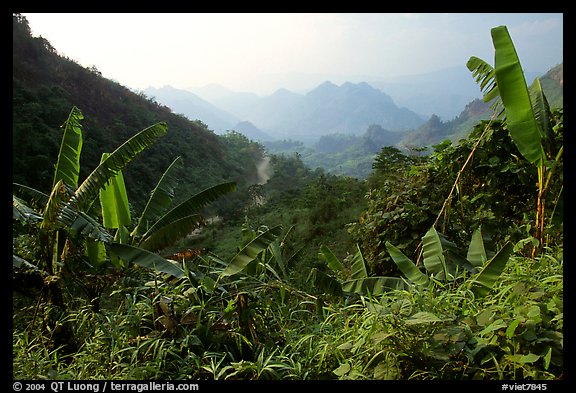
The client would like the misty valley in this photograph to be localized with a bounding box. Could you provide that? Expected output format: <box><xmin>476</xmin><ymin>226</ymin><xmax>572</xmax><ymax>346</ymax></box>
<box><xmin>12</xmin><ymin>14</ymin><xmax>563</xmax><ymax>382</ymax></box>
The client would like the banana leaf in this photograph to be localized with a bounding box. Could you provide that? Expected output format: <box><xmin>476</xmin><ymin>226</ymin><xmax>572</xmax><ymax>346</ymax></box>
<box><xmin>386</xmin><ymin>241</ymin><xmax>429</xmax><ymax>286</ymax></box>
<box><xmin>132</xmin><ymin>156</ymin><xmax>184</xmax><ymax>238</ymax></box>
<box><xmin>491</xmin><ymin>25</ymin><xmax>545</xmax><ymax>166</ymax></box>
<box><xmin>71</xmin><ymin>122</ymin><xmax>168</xmax><ymax>210</ymax></box>
<box><xmin>137</xmin><ymin>214</ymin><xmax>203</xmax><ymax>251</ymax></box>
<box><xmin>307</xmin><ymin>267</ymin><xmax>343</xmax><ymax>297</ymax></box>
<box><xmin>86</xmin><ymin>239</ymin><xmax>107</xmax><ymax>267</ymax></box>
<box><xmin>99</xmin><ymin>153</ymin><xmax>131</xmax><ymax>229</ymax></box>
<box><xmin>530</xmin><ymin>78</ymin><xmax>555</xmax><ymax>152</ymax></box>
<box><xmin>109</xmin><ymin>242</ymin><xmax>185</xmax><ymax>278</ymax></box>
<box><xmin>422</xmin><ymin>227</ymin><xmax>449</xmax><ymax>280</ymax></box>
<box><xmin>466</xmin><ymin>228</ymin><xmax>487</xmax><ymax>268</ymax></box>
<box><xmin>342</xmin><ymin>277</ymin><xmax>405</xmax><ymax>297</ymax></box>
<box><xmin>466</xmin><ymin>56</ymin><xmax>501</xmax><ymax>105</ymax></box>
<box><xmin>222</xmin><ymin>225</ymin><xmax>282</xmax><ymax>276</ymax></box>
<box><xmin>470</xmin><ymin>241</ymin><xmax>513</xmax><ymax>297</ymax></box>
<box><xmin>319</xmin><ymin>244</ymin><xmax>345</xmax><ymax>272</ymax></box>
<box><xmin>350</xmin><ymin>244</ymin><xmax>368</xmax><ymax>279</ymax></box>
<box><xmin>140</xmin><ymin>182</ymin><xmax>237</xmax><ymax>243</ymax></box>
<box><xmin>53</xmin><ymin>106</ymin><xmax>83</xmax><ymax>189</ymax></box>
<box><xmin>13</xmin><ymin>195</ymin><xmax>43</xmax><ymax>222</ymax></box>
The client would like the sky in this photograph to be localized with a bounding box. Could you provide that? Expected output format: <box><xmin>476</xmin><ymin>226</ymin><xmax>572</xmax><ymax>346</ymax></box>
<box><xmin>22</xmin><ymin>13</ymin><xmax>563</xmax><ymax>96</ymax></box>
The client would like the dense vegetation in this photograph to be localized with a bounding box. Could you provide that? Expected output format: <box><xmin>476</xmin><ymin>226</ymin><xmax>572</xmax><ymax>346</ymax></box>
<box><xmin>13</xmin><ymin>15</ymin><xmax>563</xmax><ymax>383</ymax></box>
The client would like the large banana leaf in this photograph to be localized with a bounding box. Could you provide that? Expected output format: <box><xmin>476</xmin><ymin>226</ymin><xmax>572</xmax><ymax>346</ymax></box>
<box><xmin>466</xmin><ymin>228</ymin><xmax>487</xmax><ymax>268</ymax></box>
<box><xmin>132</xmin><ymin>156</ymin><xmax>184</xmax><ymax>239</ymax></box>
<box><xmin>466</xmin><ymin>56</ymin><xmax>501</xmax><ymax>105</ymax></box>
<box><xmin>53</xmin><ymin>106</ymin><xmax>83</xmax><ymax>189</ymax></box>
<box><xmin>86</xmin><ymin>239</ymin><xmax>107</xmax><ymax>267</ymax></box>
<box><xmin>99</xmin><ymin>153</ymin><xmax>131</xmax><ymax>229</ymax></box>
<box><xmin>422</xmin><ymin>227</ymin><xmax>449</xmax><ymax>280</ymax></box>
<box><xmin>342</xmin><ymin>277</ymin><xmax>405</xmax><ymax>297</ymax></box>
<box><xmin>139</xmin><ymin>182</ymin><xmax>237</xmax><ymax>243</ymax></box>
<box><xmin>137</xmin><ymin>214</ymin><xmax>203</xmax><ymax>251</ymax></box>
<box><xmin>68</xmin><ymin>211</ymin><xmax>113</xmax><ymax>242</ymax></box>
<box><xmin>319</xmin><ymin>244</ymin><xmax>345</xmax><ymax>272</ymax></box>
<box><xmin>109</xmin><ymin>243</ymin><xmax>185</xmax><ymax>278</ymax></box>
<box><xmin>386</xmin><ymin>241</ymin><xmax>429</xmax><ymax>286</ymax></box>
<box><xmin>307</xmin><ymin>267</ymin><xmax>343</xmax><ymax>297</ymax></box>
<box><xmin>222</xmin><ymin>225</ymin><xmax>282</xmax><ymax>276</ymax></box>
<box><xmin>470</xmin><ymin>241</ymin><xmax>513</xmax><ymax>297</ymax></box>
<box><xmin>70</xmin><ymin>122</ymin><xmax>168</xmax><ymax>210</ymax></box>
<box><xmin>491</xmin><ymin>25</ymin><xmax>545</xmax><ymax>166</ymax></box>
<box><xmin>350</xmin><ymin>244</ymin><xmax>368</xmax><ymax>279</ymax></box>
<box><xmin>530</xmin><ymin>78</ymin><xmax>554</xmax><ymax>149</ymax></box>
<box><xmin>13</xmin><ymin>195</ymin><xmax>42</xmax><ymax>222</ymax></box>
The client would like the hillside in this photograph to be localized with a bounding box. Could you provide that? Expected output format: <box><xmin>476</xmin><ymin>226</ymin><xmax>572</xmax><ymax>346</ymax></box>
<box><xmin>12</xmin><ymin>14</ymin><xmax>261</xmax><ymax>213</ymax></box>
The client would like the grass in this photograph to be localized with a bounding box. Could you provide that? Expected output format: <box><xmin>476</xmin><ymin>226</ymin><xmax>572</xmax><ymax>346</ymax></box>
<box><xmin>13</xmin><ymin>245</ymin><xmax>562</xmax><ymax>380</ymax></box>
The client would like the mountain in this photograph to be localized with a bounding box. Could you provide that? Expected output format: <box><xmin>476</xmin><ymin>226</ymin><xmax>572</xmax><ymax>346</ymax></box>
<box><xmin>536</xmin><ymin>63</ymin><xmax>563</xmax><ymax>109</ymax></box>
<box><xmin>144</xmin><ymin>85</ymin><xmax>240</xmax><ymax>133</ymax></box>
<box><xmin>399</xmin><ymin>99</ymin><xmax>492</xmax><ymax>148</ymax></box>
<box><xmin>202</xmin><ymin>81</ymin><xmax>425</xmax><ymax>144</ymax></box>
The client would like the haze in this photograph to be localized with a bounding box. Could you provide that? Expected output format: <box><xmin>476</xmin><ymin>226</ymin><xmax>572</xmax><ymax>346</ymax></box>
<box><xmin>22</xmin><ymin>13</ymin><xmax>563</xmax><ymax>96</ymax></box>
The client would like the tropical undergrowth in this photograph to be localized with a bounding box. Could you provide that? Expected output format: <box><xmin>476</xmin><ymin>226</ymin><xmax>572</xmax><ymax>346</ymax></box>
<box><xmin>13</xmin><ymin>25</ymin><xmax>563</xmax><ymax>381</ymax></box>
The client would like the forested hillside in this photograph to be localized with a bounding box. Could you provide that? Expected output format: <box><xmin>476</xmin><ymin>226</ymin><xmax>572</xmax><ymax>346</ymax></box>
<box><xmin>13</xmin><ymin>14</ymin><xmax>260</xmax><ymax>214</ymax></box>
<box><xmin>13</xmin><ymin>14</ymin><xmax>563</xmax><ymax>383</ymax></box>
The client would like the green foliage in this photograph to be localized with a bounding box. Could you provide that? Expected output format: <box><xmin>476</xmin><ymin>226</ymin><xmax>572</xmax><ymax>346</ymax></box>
<box><xmin>12</xmin><ymin>17</ymin><xmax>562</xmax><ymax>381</ymax></box>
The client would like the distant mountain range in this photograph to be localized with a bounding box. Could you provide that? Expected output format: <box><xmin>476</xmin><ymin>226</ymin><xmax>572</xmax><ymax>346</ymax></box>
<box><xmin>146</xmin><ymin>62</ymin><xmax>562</xmax><ymax>156</ymax></box>
<box><xmin>146</xmin><ymin>80</ymin><xmax>426</xmax><ymax>144</ymax></box>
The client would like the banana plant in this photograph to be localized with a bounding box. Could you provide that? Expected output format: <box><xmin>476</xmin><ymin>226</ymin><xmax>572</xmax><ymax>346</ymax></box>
<box><xmin>309</xmin><ymin>244</ymin><xmax>406</xmax><ymax>298</ymax></box>
<box><xmin>385</xmin><ymin>226</ymin><xmax>513</xmax><ymax>298</ymax></box>
<box><xmin>96</xmin><ymin>153</ymin><xmax>237</xmax><ymax>278</ymax></box>
<box><xmin>467</xmin><ymin>25</ymin><xmax>562</xmax><ymax>256</ymax></box>
<box><xmin>13</xmin><ymin>106</ymin><xmax>168</xmax><ymax>303</ymax></box>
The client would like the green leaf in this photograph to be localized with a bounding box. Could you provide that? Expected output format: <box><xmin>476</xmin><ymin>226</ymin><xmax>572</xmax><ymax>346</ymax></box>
<box><xmin>530</xmin><ymin>78</ymin><xmax>554</xmax><ymax>146</ymax></box>
<box><xmin>471</xmin><ymin>241</ymin><xmax>513</xmax><ymax>297</ymax></box>
<box><xmin>491</xmin><ymin>25</ymin><xmax>545</xmax><ymax>166</ymax></box>
<box><xmin>506</xmin><ymin>319</ymin><xmax>520</xmax><ymax>339</ymax></box>
<box><xmin>307</xmin><ymin>268</ymin><xmax>343</xmax><ymax>297</ymax></box>
<box><xmin>342</xmin><ymin>277</ymin><xmax>405</xmax><ymax>296</ymax></box>
<box><xmin>333</xmin><ymin>363</ymin><xmax>350</xmax><ymax>377</ymax></box>
<box><xmin>405</xmin><ymin>311</ymin><xmax>444</xmax><ymax>325</ymax></box>
<box><xmin>99</xmin><ymin>153</ymin><xmax>131</xmax><ymax>229</ymax></box>
<box><xmin>507</xmin><ymin>353</ymin><xmax>540</xmax><ymax>365</ymax></box>
<box><xmin>13</xmin><ymin>254</ymin><xmax>36</xmax><ymax>269</ymax></box>
<box><xmin>422</xmin><ymin>227</ymin><xmax>448</xmax><ymax>280</ymax></box>
<box><xmin>319</xmin><ymin>244</ymin><xmax>344</xmax><ymax>272</ymax></box>
<box><xmin>269</xmin><ymin>240</ymin><xmax>288</xmax><ymax>279</ymax></box>
<box><xmin>13</xmin><ymin>195</ymin><xmax>43</xmax><ymax>222</ymax></box>
<box><xmin>70</xmin><ymin>122</ymin><xmax>168</xmax><ymax>211</ymax></box>
<box><xmin>222</xmin><ymin>225</ymin><xmax>282</xmax><ymax>276</ymax></box>
<box><xmin>68</xmin><ymin>211</ymin><xmax>113</xmax><ymax>242</ymax></box>
<box><xmin>138</xmin><ymin>214</ymin><xmax>203</xmax><ymax>251</ymax></box>
<box><xmin>140</xmin><ymin>182</ymin><xmax>236</xmax><ymax>243</ymax></box>
<box><xmin>109</xmin><ymin>243</ymin><xmax>184</xmax><ymax>277</ymax></box>
<box><xmin>350</xmin><ymin>244</ymin><xmax>368</xmax><ymax>279</ymax></box>
<box><xmin>467</xmin><ymin>228</ymin><xmax>487</xmax><ymax>268</ymax></box>
<box><xmin>386</xmin><ymin>241</ymin><xmax>429</xmax><ymax>286</ymax></box>
<box><xmin>86</xmin><ymin>239</ymin><xmax>107</xmax><ymax>267</ymax></box>
<box><xmin>53</xmin><ymin>106</ymin><xmax>83</xmax><ymax>189</ymax></box>
<box><xmin>132</xmin><ymin>156</ymin><xmax>184</xmax><ymax>238</ymax></box>
<box><xmin>466</xmin><ymin>56</ymin><xmax>500</xmax><ymax>104</ymax></box>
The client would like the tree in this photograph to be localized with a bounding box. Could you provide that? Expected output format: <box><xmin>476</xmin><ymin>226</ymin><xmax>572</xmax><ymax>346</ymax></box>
<box><xmin>467</xmin><ymin>25</ymin><xmax>563</xmax><ymax>256</ymax></box>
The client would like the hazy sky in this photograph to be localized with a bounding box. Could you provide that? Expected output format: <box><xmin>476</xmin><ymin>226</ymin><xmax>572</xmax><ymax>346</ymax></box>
<box><xmin>22</xmin><ymin>13</ymin><xmax>563</xmax><ymax>95</ymax></box>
